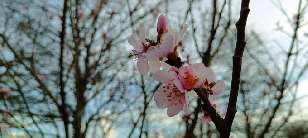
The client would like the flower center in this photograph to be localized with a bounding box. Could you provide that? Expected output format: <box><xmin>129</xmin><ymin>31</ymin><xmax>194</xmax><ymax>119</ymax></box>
<box><xmin>182</xmin><ymin>71</ymin><xmax>198</xmax><ymax>89</ymax></box>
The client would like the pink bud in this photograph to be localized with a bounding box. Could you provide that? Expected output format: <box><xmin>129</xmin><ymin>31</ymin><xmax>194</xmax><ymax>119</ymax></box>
<box><xmin>157</xmin><ymin>15</ymin><xmax>168</xmax><ymax>35</ymax></box>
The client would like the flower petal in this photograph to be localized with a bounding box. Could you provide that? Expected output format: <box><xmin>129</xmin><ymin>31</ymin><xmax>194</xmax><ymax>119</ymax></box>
<box><xmin>161</xmin><ymin>62</ymin><xmax>172</xmax><ymax>71</ymax></box>
<box><xmin>154</xmin><ymin>84</ymin><xmax>170</xmax><ymax>108</ymax></box>
<box><xmin>190</xmin><ymin>63</ymin><xmax>208</xmax><ymax>88</ymax></box>
<box><xmin>191</xmin><ymin>63</ymin><xmax>207</xmax><ymax>80</ymax></box>
<box><xmin>148</xmin><ymin>59</ymin><xmax>161</xmax><ymax>73</ymax></box>
<box><xmin>173</xmin><ymin>78</ymin><xmax>185</xmax><ymax>93</ymax></box>
<box><xmin>204</xmin><ymin>67</ymin><xmax>216</xmax><ymax>82</ymax></box>
<box><xmin>153</xmin><ymin>70</ymin><xmax>177</xmax><ymax>84</ymax></box>
<box><xmin>137</xmin><ymin>25</ymin><xmax>149</xmax><ymax>42</ymax></box>
<box><xmin>137</xmin><ymin>57</ymin><xmax>149</xmax><ymax>75</ymax></box>
<box><xmin>157</xmin><ymin>15</ymin><xmax>168</xmax><ymax>35</ymax></box>
<box><xmin>154</xmin><ymin>83</ymin><xmax>186</xmax><ymax>117</ymax></box>
<box><xmin>167</xmin><ymin>104</ymin><xmax>182</xmax><ymax>117</ymax></box>
<box><xmin>128</xmin><ymin>33</ymin><xmax>142</xmax><ymax>51</ymax></box>
<box><xmin>212</xmin><ymin>80</ymin><xmax>225</xmax><ymax>95</ymax></box>
<box><xmin>160</xmin><ymin>32</ymin><xmax>176</xmax><ymax>56</ymax></box>
<box><xmin>178</xmin><ymin>65</ymin><xmax>200</xmax><ymax>90</ymax></box>
<box><xmin>146</xmin><ymin>47</ymin><xmax>161</xmax><ymax>61</ymax></box>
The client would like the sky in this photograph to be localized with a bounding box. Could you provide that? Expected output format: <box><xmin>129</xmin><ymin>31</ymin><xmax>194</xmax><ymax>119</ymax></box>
<box><xmin>2</xmin><ymin>0</ymin><xmax>307</xmax><ymax>137</ymax></box>
<box><xmin>249</xmin><ymin>0</ymin><xmax>308</xmax><ymax>117</ymax></box>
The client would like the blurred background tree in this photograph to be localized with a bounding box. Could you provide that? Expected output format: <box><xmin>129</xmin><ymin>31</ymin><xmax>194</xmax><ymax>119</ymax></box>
<box><xmin>0</xmin><ymin>0</ymin><xmax>307</xmax><ymax>138</ymax></box>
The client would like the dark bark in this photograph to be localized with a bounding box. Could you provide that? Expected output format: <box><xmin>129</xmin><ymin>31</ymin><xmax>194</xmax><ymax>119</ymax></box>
<box><xmin>59</xmin><ymin>0</ymin><xmax>70</xmax><ymax>138</ymax></box>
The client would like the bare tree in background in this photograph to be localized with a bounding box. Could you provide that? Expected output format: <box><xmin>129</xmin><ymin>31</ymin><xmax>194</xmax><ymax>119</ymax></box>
<box><xmin>236</xmin><ymin>0</ymin><xmax>308</xmax><ymax>137</ymax></box>
<box><xmin>0</xmin><ymin>0</ymin><xmax>307</xmax><ymax>138</ymax></box>
<box><xmin>0</xmin><ymin>0</ymin><xmax>163</xmax><ymax>137</ymax></box>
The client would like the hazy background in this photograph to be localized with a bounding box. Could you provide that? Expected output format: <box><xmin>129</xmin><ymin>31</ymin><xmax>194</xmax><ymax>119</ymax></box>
<box><xmin>0</xmin><ymin>0</ymin><xmax>307</xmax><ymax>138</ymax></box>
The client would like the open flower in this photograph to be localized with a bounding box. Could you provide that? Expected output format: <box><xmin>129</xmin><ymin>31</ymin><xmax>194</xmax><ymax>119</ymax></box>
<box><xmin>158</xmin><ymin>30</ymin><xmax>182</xmax><ymax>59</ymax></box>
<box><xmin>153</xmin><ymin>63</ymin><xmax>208</xmax><ymax>92</ymax></box>
<box><xmin>154</xmin><ymin>83</ymin><xmax>188</xmax><ymax>117</ymax></box>
<box><xmin>149</xmin><ymin>15</ymin><xmax>182</xmax><ymax>62</ymax></box>
<box><xmin>128</xmin><ymin>26</ymin><xmax>161</xmax><ymax>74</ymax></box>
<box><xmin>129</xmin><ymin>15</ymin><xmax>185</xmax><ymax>75</ymax></box>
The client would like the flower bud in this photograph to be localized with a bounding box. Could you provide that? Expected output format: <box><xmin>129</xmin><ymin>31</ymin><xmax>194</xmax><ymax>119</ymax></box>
<box><xmin>157</xmin><ymin>15</ymin><xmax>168</xmax><ymax>36</ymax></box>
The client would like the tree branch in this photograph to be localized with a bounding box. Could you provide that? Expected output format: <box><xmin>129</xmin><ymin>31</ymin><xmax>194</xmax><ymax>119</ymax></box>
<box><xmin>224</xmin><ymin>0</ymin><xmax>250</xmax><ymax>136</ymax></box>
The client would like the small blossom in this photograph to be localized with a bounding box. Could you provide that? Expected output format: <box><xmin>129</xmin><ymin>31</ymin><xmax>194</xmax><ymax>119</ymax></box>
<box><xmin>157</xmin><ymin>15</ymin><xmax>168</xmax><ymax>37</ymax></box>
<box><xmin>154</xmin><ymin>83</ymin><xmax>188</xmax><ymax>117</ymax></box>
<box><xmin>153</xmin><ymin>63</ymin><xmax>207</xmax><ymax>92</ymax></box>
<box><xmin>159</xmin><ymin>30</ymin><xmax>182</xmax><ymax>58</ymax></box>
<box><xmin>146</xmin><ymin>30</ymin><xmax>182</xmax><ymax>66</ymax></box>
<box><xmin>128</xmin><ymin>26</ymin><xmax>161</xmax><ymax>74</ymax></box>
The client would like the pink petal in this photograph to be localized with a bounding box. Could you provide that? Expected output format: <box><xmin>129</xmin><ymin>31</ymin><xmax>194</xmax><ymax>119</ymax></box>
<box><xmin>128</xmin><ymin>25</ymin><xmax>149</xmax><ymax>52</ymax></box>
<box><xmin>212</xmin><ymin>80</ymin><xmax>225</xmax><ymax>95</ymax></box>
<box><xmin>171</xmin><ymin>30</ymin><xmax>181</xmax><ymax>44</ymax></box>
<box><xmin>191</xmin><ymin>63</ymin><xmax>207</xmax><ymax>79</ymax></box>
<box><xmin>167</xmin><ymin>104</ymin><xmax>182</xmax><ymax>117</ymax></box>
<box><xmin>173</xmin><ymin>78</ymin><xmax>185</xmax><ymax>93</ymax></box>
<box><xmin>155</xmin><ymin>83</ymin><xmax>187</xmax><ymax>117</ymax></box>
<box><xmin>148</xmin><ymin>59</ymin><xmax>161</xmax><ymax>73</ymax></box>
<box><xmin>191</xmin><ymin>63</ymin><xmax>207</xmax><ymax>87</ymax></box>
<box><xmin>204</xmin><ymin>67</ymin><xmax>216</xmax><ymax>82</ymax></box>
<box><xmin>154</xmin><ymin>84</ymin><xmax>170</xmax><ymax>108</ymax></box>
<box><xmin>153</xmin><ymin>71</ymin><xmax>177</xmax><ymax>84</ymax></box>
<box><xmin>178</xmin><ymin>65</ymin><xmax>198</xmax><ymax>90</ymax></box>
<box><xmin>160</xmin><ymin>32</ymin><xmax>176</xmax><ymax>56</ymax></box>
<box><xmin>137</xmin><ymin>57</ymin><xmax>149</xmax><ymax>75</ymax></box>
<box><xmin>137</xmin><ymin>25</ymin><xmax>149</xmax><ymax>42</ymax></box>
<box><xmin>161</xmin><ymin>62</ymin><xmax>172</xmax><ymax>71</ymax></box>
<box><xmin>157</xmin><ymin>15</ymin><xmax>168</xmax><ymax>35</ymax></box>
<box><xmin>146</xmin><ymin>47</ymin><xmax>161</xmax><ymax>61</ymax></box>
<box><xmin>128</xmin><ymin>33</ymin><xmax>142</xmax><ymax>51</ymax></box>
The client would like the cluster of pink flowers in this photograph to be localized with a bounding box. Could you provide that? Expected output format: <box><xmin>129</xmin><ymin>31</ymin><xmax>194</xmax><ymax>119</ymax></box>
<box><xmin>128</xmin><ymin>15</ymin><xmax>224</xmax><ymax>122</ymax></box>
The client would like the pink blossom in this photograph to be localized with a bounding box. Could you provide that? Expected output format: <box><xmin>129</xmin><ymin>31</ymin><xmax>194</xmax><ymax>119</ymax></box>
<box><xmin>147</xmin><ymin>15</ymin><xmax>183</xmax><ymax>65</ymax></box>
<box><xmin>128</xmin><ymin>26</ymin><xmax>161</xmax><ymax>74</ymax></box>
<box><xmin>161</xmin><ymin>30</ymin><xmax>183</xmax><ymax>57</ymax></box>
<box><xmin>146</xmin><ymin>30</ymin><xmax>182</xmax><ymax>63</ymax></box>
<box><xmin>153</xmin><ymin>63</ymin><xmax>207</xmax><ymax>92</ymax></box>
<box><xmin>154</xmin><ymin>83</ymin><xmax>188</xmax><ymax>117</ymax></box>
<box><xmin>157</xmin><ymin>15</ymin><xmax>168</xmax><ymax>36</ymax></box>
